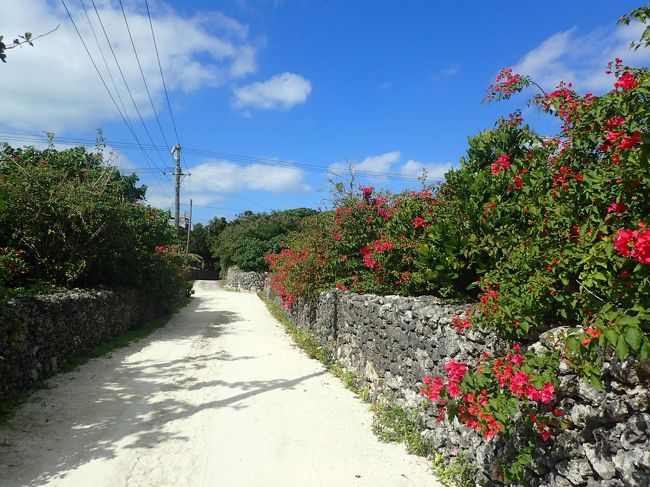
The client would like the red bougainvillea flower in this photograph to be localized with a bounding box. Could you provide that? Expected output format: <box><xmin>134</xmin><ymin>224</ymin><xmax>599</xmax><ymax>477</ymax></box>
<box><xmin>633</xmin><ymin>230</ymin><xmax>650</xmax><ymax>264</ymax></box>
<box><xmin>445</xmin><ymin>358</ymin><xmax>468</xmax><ymax>383</ymax></box>
<box><xmin>614</xmin><ymin>228</ymin><xmax>638</xmax><ymax>257</ymax></box>
<box><xmin>614</xmin><ymin>72</ymin><xmax>639</xmax><ymax>91</ymax></box>
<box><xmin>490</xmin><ymin>154</ymin><xmax>512</xmax><ymax>175</ymax></box>
<box><xmin>539</xmin><ymin>429</ymin><xmax>553</xmax><ymax>442</ymax></box>
<box><xmin>618</xmin><ymin>131</ymin><xmax>642</xmax><ymax>151</ymax></box>
<box><xmin>452</xmin><ymin>316</ymin><xmax>472</xmax><ymax>332</ymax></box>
<box><xmin>607</xmin><ymin>116</ymin><xmax>626</xmax><ymax>128</ymax></box>
<box><xmin>607</xmin><ymin>201</ymin><xmax>628</xmax><ymax>216</ymax></box>
<box><xmin>413</xmin><ymin>217</ymin><xmax>427</xmax><ymax>229</ymax></box>
<box><xmin>360</xmin><ymin>186</ymin><xmax>374</xmax><ymax>196</ymax></box>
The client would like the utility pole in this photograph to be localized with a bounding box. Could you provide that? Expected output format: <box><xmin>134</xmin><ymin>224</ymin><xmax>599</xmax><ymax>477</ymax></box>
<box><xmin>172</xmin><ymin>143</ymin><xmax>182</xmax><ymax>232</ymax></box>
<box><xmin>186</xmin><ymin>199</ymin><xmax>193</xmax><ymax>254</ymax></box>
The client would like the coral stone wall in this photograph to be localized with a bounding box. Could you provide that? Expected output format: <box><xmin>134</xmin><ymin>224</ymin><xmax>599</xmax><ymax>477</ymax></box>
<box><xmin>227</xmin><ymin>267</ymin><xmax>649</xmax><ymax>487</ymax></box>
<box><xmin>226</xmin><ymin>267</ymin><xmax>269</xmax><ymax>291</ymax></box>
<box><xmin>0</xmin><ymin>288</ymin><xmax>168</xmax><ymax>400</ymax></box>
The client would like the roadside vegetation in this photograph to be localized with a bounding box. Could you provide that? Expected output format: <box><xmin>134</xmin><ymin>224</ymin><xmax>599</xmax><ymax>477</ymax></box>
<box><xmin>0</xmin><ymin>138</ymin><xmax>193</xmax><ymax>406</ymax></box>
<box><xmin>0</xmin><ymin>140</ymin><xmax>191</xmax><ymax>299</ymax></box>
<box><xmin>264</xmin><ymin>10</ymin><xmax>650</xmax><ymax>484</ymax></box>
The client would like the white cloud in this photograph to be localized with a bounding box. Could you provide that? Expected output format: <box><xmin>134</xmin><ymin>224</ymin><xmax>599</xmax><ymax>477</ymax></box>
<box><xmin>188</xmin><ymin>158</ymin><xmax>311</xmax><ymax>196</ymax></box>
<box><xmin>329</xmin><ymin>151</ymin><xmax>451</xmax><ymax>183</ymax></box>
<box><xmin>149</xmin><ymin>157</ymin><xmax>310</xmax><ymax>212</ymax></box>
<box><xmin>233</xmin><ymin>72</ymin><xmax>312</xmax><ymax>110</ymax></box>
<box><xmin>512</xmin><ymin>23</ymin><xmax>650</xmax><ymax>93</ymax></box>
<box><xmin>329</xmin><ymin>151</ymin><xmax>400</xmax><ymax>178</ymax></box>
<box><xmin>0</xmin><ymin>0</ymin><xmax>259</xmax><ymax>131</ymax></box>
<box><xmin>400</xmin><ymin>160</ymin><xmax>453</xmax><ymax>179</ymax></box>
<box><xmin>147</xmin><ymin>159</ymin><xmax>312</xmax><ymax>209</ymax></box>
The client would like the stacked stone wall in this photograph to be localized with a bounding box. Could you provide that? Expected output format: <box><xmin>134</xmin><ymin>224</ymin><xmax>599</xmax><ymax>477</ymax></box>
<box><xmin>0</xmin><ymin>288</ymin><xmax>168</xmax><ymax>400</ymax></box>
<box><xmin>226</xmin><ymin>267</ymin><xmax>268</xmax><ymax>291</ymax></box>
<box><xmin>233</xmin><ymin>266</ymin><xmax>650</xmax><ymax>486</ymax></box>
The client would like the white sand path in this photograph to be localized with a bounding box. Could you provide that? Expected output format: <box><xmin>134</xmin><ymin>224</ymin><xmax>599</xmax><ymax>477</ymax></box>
<box><xmin>0</xmin><ymin>281</ymin><xmax>441</xmax><ymax>487</ymax></box>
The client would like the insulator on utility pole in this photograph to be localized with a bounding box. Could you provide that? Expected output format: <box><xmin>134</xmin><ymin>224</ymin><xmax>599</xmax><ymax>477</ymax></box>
<box><xmin>171</xmin><ymin>143</ymin><xmax>182</xmax><ymax>232</ymax></box>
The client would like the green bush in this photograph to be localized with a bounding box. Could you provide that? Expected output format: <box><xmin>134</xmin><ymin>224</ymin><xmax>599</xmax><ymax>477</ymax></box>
<box><xmin>267</xmin><ymin>53</ymin><xmax>649</xmax><ymax>482</ymax></box>
<box><xmin>0</xmin><ymin>143</ymin><xmax>187</xmax><ymax>300</ymax></box>
<box><xmin>212</xmin><ymin>208</ymin><xmax>317</xmax><ymax>273</ymax></box>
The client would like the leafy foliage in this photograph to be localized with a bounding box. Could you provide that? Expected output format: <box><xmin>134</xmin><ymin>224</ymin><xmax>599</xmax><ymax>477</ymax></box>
<box><xmin>266</xmin><ymin>46</ymin><xmax>649</xmax><ymax>484</ymax></box>
<box><xmin>212</xmin><ymin>208</ymin><xmax>317</xmax><ymax>273</ymax></box>
<box><xmin>618</xmin><ymin>4</ymin><xmax>650</xmax><ymax>51</ymax></box>
<box><xmin>0</xmin><ymin>143</ymin><xmax>188</xmax><ymax>299</ymax></box>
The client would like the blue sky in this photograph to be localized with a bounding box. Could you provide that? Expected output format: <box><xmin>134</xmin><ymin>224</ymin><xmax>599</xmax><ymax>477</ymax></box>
<box><xmin>1</xmin><ymin>0</ymin><xmax>649</xmax><ymax>224</ymax></box>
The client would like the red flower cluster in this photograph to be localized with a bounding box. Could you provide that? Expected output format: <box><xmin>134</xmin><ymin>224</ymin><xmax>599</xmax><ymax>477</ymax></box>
<box><xmin>491</xmin><ymin>154</ymin><xmax>512</xmax><ymax>175</ymax></box>
<box><xmin>615</xmin><ymin>72</ymin><xmax>639</xmax><ymax>91</ymax></box>
<box><xmin>600</xmin><ymin>130</ymin><xmax>642</xmax><ymax>154</ymax></box>
<box><xmin>483</xmin><ymin>201</ymin><xmax>497</xmax><ymax>218</ymax></box>
<box><xmin>155</xmin><ymin>244</ymin><xmax>179</xmax><ymax>255</ymax></box>
<box><xmin>413</xmin><ymin>217</ymin><xmax>427</xmax><ymax>229</ymax></box>
<box><xmin>607</xmin><ymin>201</ymin><xmax>628</xmax><ymax>217</ymax></box>
<box><xmin>360</xmin><ymin>238</ymin><xmax>395</xmax><ymax>268</ymax></box>
<box><xmin>493</xmin><ymin>356</ymin><xmax>555</xmax><ymax>404</ymax></box>
<box><xmin>477</xmin><ymin>285</ymin><xmax>499</xmax><ymax>314</ymax></box>
<box><xmin>614</xmin><ymin>224</ymin><xmax>650</xmax><ymax>264</ymax></box>
<box><xmin>550</xmin><ymin>165</ymin><xmax>583</xmax><ymax>192</ymax></box>
<box><xmin>452</xmin><ymin>314</ymin><xmax>472</xmax><ymax>332</ymax></box>
<box><xmin>485</xmin><ymin>68</ymin><xmax>527</xmax><ymax>101</ymax></box>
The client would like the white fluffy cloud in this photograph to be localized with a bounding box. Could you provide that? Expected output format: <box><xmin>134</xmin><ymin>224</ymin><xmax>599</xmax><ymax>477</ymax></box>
<box><xmin>190</xmin><ymin>159</ymin><xmax>310</xmax><ymax>192</ymax></box>
<box><xmin>400</xmin><ymin>160</ymin><xmax>453</xmax><ymax>179</ymax></box>
<box><xmin>0</xmin><ymin>0</ymin><xmax>258</xmax><ymax>131</ymax></box>
<box><xmin>329</xmin><ymin>151</ymin><xmax>452</xmax><ymax>183</ymax></box>
<box><xmin>143</xmin><ymin>158</ymin><xmax>311</xmax><ymax>210</ymax></box>
<box><xmin>233</xmin><ymin>72</ymin><xmax>312</xmax><ymax>110</ymax></box>
<box><xmin>513</xmin><ymin>22</ymin><xmax>650</xmax><ymax>93</ymax></box>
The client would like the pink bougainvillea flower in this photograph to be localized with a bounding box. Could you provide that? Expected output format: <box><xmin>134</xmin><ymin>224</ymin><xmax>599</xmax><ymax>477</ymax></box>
<box><xmin>618</xmin><ymin>131</ymin><xmax>642</xmax><ymax>151</ymax></box>
<box><xmin>413</xmin><ymin>217</ymin><xmax>427</xmax><ymax>229</ymax></box>
<box><xmin>632</xmin><ymin>230</ymin><xmax>650</xmax><ymax>264</ymax></box>
<box><xmin>360</xmin><ymin>186</ymin><xmax>374</xmax><ymax>196</ymax></box>
<box><xmin>539</xmin><ymin>382</ymin><xmax>555</xmax><ymax>404</ymax></box>
<box><xmin>421</xmin><ymin>375</ymin><xmax>444</xmax><ymax>401</ymax></box>
<box><xmin>445</xmin><ymin>358</ymin><xmax>468</xmax><ymax>383</ymax></box>
<box><xmin>447</xmin><ymin>381</ymin><xmax>462</xmax><ymax>398</ymax></box>
<box><xmin>490</xmin><ymin>154</ymin><xmax>512</xmax><ymax>175</ymax></box>
<box><xmin>607</xmin><ymin>201</ymin><xmax>628</xmax><ymax>216</ymax></box>
<box><xmin>614</xmin><ymin>228</ymin><xmax>638</xmax><ymax>257</ymax></box>
<box><xmin>614</xmin><ymin>72</ymin><xmax>639</xmax><ymax>91</ymax></box>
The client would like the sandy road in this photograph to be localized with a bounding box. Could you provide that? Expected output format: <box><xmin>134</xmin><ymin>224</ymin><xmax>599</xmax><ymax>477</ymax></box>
<box><xmin>0</xmin><ymin>281</ymin><xmax>441</xmax><ymax>487</ymax></box>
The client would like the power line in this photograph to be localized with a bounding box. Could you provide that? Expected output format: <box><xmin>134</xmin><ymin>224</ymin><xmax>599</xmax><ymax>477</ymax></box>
<box><xmin>0</xmin><ymin>130</ymin><xmax>441</xmax><ymax>183</ymax></box>
<box><xmin>59</xmin><ymin>0</ymin><xmax>161</xmax><ymax>174</ymax></box>
<box><xmin>79</xmin><ymin>0</ymin><xmax>133</xmax><ymax>136</ymax></box>
<box><xmin>117</xmin><ymin>0</ymin><xmax>170</xmax><ymax>150</ymax></box>
<box><xmin>144</xmin><ymin>0</ymin><xmax>180</xmax><ymax>145</ymax></box>
<box><xmin>88</xmin><ymin>0</ymin><xmax>167</xmax><ymax>171</ymax></box>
